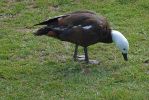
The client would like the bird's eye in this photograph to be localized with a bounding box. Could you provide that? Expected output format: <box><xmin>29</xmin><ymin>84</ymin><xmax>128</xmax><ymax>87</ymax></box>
<box><xmin>123</xmin><ymin>48</ymin><xmax>126</xmax><ymax>50</ymax></box>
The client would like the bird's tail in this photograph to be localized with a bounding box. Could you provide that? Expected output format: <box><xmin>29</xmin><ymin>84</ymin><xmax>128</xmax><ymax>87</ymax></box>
<box><xmin>33</xmin><ymin>26</ymin><xmax>53</xmax><ymax>36</ymax></box>
<box><xmin>34</xmin><ymin>18</ymin><xmax>57</xmax><ymax>26</ymax></box>
<box><xmin>33</xmin><ymin>26</ymin><xmax>62</xmax><ymax>39</ymax></box>
<box><xmin>34</xmin><ymin>15</ymin><xmax>68</xmax><ymax>26</ymax></box>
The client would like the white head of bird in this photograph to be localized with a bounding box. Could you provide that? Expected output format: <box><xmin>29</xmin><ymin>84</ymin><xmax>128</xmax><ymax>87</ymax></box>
<box><xmin>111</xmin><ymin>30</ymin><xmax>129</xmax><ymax>61</ymax></box>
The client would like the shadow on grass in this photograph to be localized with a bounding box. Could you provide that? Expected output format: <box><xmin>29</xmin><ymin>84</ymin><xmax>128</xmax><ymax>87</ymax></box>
<box><xmin>46</xmin><ymin>59</ymin><xmax>129</xmax><ymax>80</ymax></box>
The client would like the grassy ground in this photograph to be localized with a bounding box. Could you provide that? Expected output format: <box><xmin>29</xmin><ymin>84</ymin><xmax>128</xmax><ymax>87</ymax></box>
<box><xmin>0</xmin><ymin>0</ymin><xmax>149</xmax><ymax>99</ymax></box>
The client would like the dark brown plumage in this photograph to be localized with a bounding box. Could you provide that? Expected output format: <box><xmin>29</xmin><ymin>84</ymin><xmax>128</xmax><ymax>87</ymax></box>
<box><xmin>34</xmin><ymin>11</ymin><xmax>113</xmax><ymax>63</ymax></box>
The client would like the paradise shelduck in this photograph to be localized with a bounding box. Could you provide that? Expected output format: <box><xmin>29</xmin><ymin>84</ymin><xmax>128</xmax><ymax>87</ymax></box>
<box><xmin>33</xmin><ymin>11</ymin><xmax>129</xmax><ymax>63</ymax></box>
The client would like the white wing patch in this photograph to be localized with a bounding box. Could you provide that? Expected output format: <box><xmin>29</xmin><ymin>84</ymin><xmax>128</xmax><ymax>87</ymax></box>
<box><xmin>72</xmin><ymin>25</ymin><xmax>92</xmax><ymax>30</ymax></box>
<box><xmin>82</xmin><ymin>25</ymin><xmax>92</xmax><ymax>30</ymax></box>
<box><xmin>73</xmin><ymin>25</ymin><xmax>82</xmax><ymax>28</ymax></box>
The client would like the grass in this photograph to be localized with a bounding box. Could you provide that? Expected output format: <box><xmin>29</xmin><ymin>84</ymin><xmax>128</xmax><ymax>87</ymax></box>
<box><xmin>0</xmin><ymin>0</ymin><xmax>149</xmax><ymax>99</ymax></box>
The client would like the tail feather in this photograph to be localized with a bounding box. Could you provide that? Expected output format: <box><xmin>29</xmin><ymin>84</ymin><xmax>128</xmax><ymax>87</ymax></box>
<box><xmin>34</xmin><ymin>15</ymin><xmax>69</xmax><ymax>26</ymax></box>
<box><xmin>33</xmin><ymin>26</ymin><xmax>61</xmax><ymax>37</ymax></box>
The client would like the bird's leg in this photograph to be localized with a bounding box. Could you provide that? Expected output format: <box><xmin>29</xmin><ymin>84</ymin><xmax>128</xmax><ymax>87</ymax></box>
<box><xmin>73</xmin><ymin>44</ymin><xmax>78</xmax><ymax>61</ymax></box>
<box><xmin>84</xmin><ymin>47</ymin><xmax>89</xmax><ymax>63</ymax></box>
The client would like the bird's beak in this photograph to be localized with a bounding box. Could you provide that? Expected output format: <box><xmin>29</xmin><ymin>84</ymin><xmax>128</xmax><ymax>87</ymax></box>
<box><xmin>122</xmin><ymin>53</ymin><xmax>128</xmax><ymax>61</ymax></box>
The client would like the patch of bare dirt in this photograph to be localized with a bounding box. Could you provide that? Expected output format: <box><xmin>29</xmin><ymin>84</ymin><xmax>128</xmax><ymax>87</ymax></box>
<box><xmin>15</xmin><ymin>27</ymin><xmax>34</xmax><ymax>33</ymax></box>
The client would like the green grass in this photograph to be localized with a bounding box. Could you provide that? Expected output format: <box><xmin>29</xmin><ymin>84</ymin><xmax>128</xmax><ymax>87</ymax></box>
<box><xmin>0</xmin><ymin>0</ymin><xmax>149</xmax><ymax>99</ymax></box>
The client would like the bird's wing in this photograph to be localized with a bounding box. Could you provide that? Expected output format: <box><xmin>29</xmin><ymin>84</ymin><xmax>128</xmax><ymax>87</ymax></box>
<box><xmin>48</xmin><ymin>12</ymin><xmax>108</xmax><ymax>37</ymax></box>
<box><xmin>51</xmin><ymin>21</ymin><xmax>98</xmax><ymax>40</ymax></box>
<box><xmin>34</xmin><ymin>11</ymin><xmax>97</xmax><ymax>27</ymax></box>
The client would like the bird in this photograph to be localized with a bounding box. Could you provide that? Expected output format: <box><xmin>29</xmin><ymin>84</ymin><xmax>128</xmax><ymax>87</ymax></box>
<box><xmin>33</xmin><ymin>11</ymin><xmax>129</xmax><ymax>63</ymax></box>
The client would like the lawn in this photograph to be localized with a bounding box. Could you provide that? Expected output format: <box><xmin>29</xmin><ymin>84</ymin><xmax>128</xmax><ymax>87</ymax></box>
<box><xmin>0</xmin><ymin>0</ymin><xmax>149</xmax><ymax>99</ymax></box>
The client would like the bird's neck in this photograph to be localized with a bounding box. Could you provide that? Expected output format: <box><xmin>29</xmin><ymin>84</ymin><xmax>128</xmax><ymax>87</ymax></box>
<box><xmin>111</xmin><ymin>30</ymin><xmax>127</xmax><ymax>43</ymax></box>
